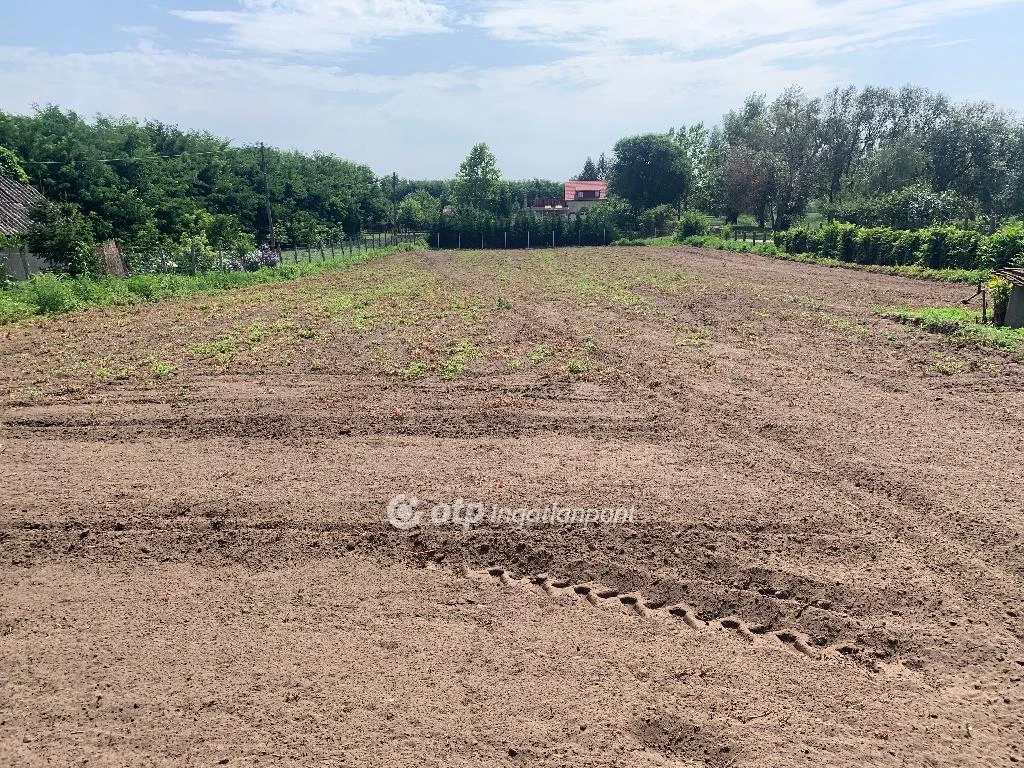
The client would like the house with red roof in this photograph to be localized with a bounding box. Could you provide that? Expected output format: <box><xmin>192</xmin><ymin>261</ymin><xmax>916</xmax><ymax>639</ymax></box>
<box><xmin>528</xmin><ymin>180</ymin><xmax>608</xmax><ymax>219</ymax></box>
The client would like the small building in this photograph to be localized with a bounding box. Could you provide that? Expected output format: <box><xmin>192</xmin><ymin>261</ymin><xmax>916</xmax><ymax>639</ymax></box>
<box><xmin>527</xmin><ymin>180</ymin><xmax>608</xmax><ymax>219</ymax></box>
<box><xmin>996</xmin><ymin>268</ymin><xmax>1024</xmax><ymax>329</ymax></box>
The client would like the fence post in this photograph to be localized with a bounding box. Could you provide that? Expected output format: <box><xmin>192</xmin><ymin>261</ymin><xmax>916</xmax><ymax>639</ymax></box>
<box><xmin>458</xmin><ymin>233</ymin><xmax>461</xmax><ymax>249</ymax></box>
<box><xmin>527</xmin><ymin>231</ymin><xmax>530</xmax><ymax>249</ymax></box>
<box><xmin>330</xmin><ymin>240</ymin><xmax>336</xmax><ymax>259</ymax></box>
<box><xmin>190</xmin><ymin>244</ymin><xmax>197</xmax><ymax>276</ymax></box>
<box><xmin>505</xmin><ymin>232</ymin><xmax>507</xmax><ymax>249</ymax></box>
<box><xmin>481</xmin><ymin>233</ymin><xmax>485</xmax><ymax>249</ymax></box>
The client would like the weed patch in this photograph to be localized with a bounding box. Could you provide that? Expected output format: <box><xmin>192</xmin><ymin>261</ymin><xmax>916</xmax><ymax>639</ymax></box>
<box><xmin>876</xmin><ymin>306</ymin><xmax>1024</xmax><ymax>353</ymax></box>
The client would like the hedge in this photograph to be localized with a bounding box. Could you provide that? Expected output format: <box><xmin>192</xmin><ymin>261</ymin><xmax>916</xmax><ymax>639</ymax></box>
<box><xmin>774</xmin><ymin>222</ymin><xmax>1024</xmax><ymax>271</ymax></box>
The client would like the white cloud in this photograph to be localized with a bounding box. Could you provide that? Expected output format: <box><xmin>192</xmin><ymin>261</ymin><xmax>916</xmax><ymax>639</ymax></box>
<box><xmin>2</xmin><ymin>1</ymin><xmax>1022</xmax><ymax>178</ymax></box>
<box><xmin>470</xmin><ymin>0</ymin><xmax>1018</xmax><ymax>54</ymax></box>
<box><xmin>173</xmin><ymin>0</ymin><xmax>452</xmax><ymax>55</ymax></box>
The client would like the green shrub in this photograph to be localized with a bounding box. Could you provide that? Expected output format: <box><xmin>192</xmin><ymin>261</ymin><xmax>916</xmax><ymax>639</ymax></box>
<box><xmin>0</xmin><ymin>294</ymin><xmax>35</xmax><ymax>323</ymax></box>
<box><xmin>984</xmin><ymin>221</ymin><xmax>1024</xmax><ymax>269</ymax></box>
<box><xmin>675</xmin><ymin>211</ymin><xmax>711</xmax><ymax>240</ymax></box>
<box><xmin>990</xmin><ymin>277</ymin><xmax>1012</xmax><ymax>326</ymax></box>
<box><xmin>22</xmin><ymin>274</ymin><xmax>80</xmax><ymax>314</ymax></box>
<box><xmin>918</xmin><ymin>226</ymin><xmax>984</xmax><ymax>270</ymax></box>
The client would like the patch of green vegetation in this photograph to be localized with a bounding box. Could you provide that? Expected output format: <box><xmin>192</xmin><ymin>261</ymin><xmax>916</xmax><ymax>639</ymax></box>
<box><xmin>0</xmin><ymin>242</ymin><xmax>425</xmax><ymax>326</ymax></box>
<box><xmin>876</xmin><ymin>306</ymin><xmax>1024</xmax><ymax>352</ymax></box>
<box><xmin>930</xmin><ymin>352</ymin><xmax>967</xmax><ymax>375</ymax></box>
<box><xmin>439</xmin><ymin>340</ymin><xmax>483</xmax><ymax>380</ymax></box>
<box><xmin>506</xmin><ymin>357</ymin><xmax>523</xmax><ymax>372</ymax></box>
<box><xmin>401</xmin><ymin>360</ymin><xmax>431</xmax><ymax>379</ymax></box>
<box><xmin>247</xmin><ymin>323</ymin><xmax>267</xmax><ymax>343</ymax></box>
<box><xmin>676</xmin><ymin>329</ymin><xmax>712</xmax><ymax>348</ymax></box>
<box><xmin>530</xmin><ymin>343</ymin><xmax>553</xmax><ymax>364</ymax></box>
<box><xmin>566</xmin><ymin>358</ymin><xmax>592</xmax><ymax>376</ymax></box>
<box><xmin>787</xmin><ymin>294</ymin><xmax>826</xmax><ymax>310</ymax></box>
<box><xmin>297</xmin><ymin>327</ymin><xmax>317</xmax><ymax>340</ymax></box>
<box><xmin>152</xmin><ymin>361</ymin><xmax>174</xmax><ymax>379</ymax></box>
<box><xmin>190</xmin><ymin>335</ymin><xmax>238</xmax><ymax>364</ymax></box>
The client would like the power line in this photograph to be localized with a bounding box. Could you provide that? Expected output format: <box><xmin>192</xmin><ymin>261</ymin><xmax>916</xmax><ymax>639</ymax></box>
<box><xmin>21</xmin><ymin>150</ymin><xmax>226</xmax><ymax>166</ymax></box>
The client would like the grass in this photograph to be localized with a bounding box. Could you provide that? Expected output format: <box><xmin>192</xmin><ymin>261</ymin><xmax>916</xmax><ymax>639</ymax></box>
<box><xmin>0</xmin><ymin>241</ymin><xmax>424</xmax><ymax>326</ymax></box>
<box><xmin>875</xmin><ymin>306</ymin><xmax>1024</xmax><ymax>352</ymax></box>
<box><xmin>680</xmin><ymin>235</ymin><xmax>989</xmax><ymax>284</ymax></box>
<box><xmin>439</xmin><ymin>340</ymin><xmax>483</xmax><ymax>380</ymax></box>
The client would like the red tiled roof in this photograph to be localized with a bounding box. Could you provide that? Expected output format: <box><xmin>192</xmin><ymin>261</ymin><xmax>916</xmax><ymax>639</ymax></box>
<box><xmin>564</xmin><ymin>180</ymin><xmax>608</xmax><ymax>201</ymax></box>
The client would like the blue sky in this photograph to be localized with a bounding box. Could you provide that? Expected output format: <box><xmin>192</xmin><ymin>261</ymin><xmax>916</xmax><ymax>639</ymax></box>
<box><xmin>2</xmin><ymin>0</ymin><xmax>1023</xmax><ymax>179</ymax></box>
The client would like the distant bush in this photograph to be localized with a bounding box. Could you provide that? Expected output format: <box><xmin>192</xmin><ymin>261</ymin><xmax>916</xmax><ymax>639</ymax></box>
<box><xmin>638</xmin><ymin>204</ymin><xmax>679</xmax><ymax>237</ymax></box>
<box><xmin>675</xmin><ymin>211</ymin><xmax>711</xmax><ymax>240</ymax></box>
<box><xmin>611</xmin><ymin>238</ymin><xmax>648</xmax><ymax>247</ymax></box>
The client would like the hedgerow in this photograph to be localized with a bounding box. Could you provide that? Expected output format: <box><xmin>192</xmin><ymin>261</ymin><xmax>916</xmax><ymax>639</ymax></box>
<box><xmin>773</xmin><ymin>222</ymin><xmax>1024</xmax><ymax>271</ymax></box>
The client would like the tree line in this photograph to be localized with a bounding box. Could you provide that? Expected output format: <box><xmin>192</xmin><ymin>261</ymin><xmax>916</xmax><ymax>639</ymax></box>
<box><xmin>1</xmin><ymin>85</ymin><xmax>1021</xmax><ymax>274</ymax></box>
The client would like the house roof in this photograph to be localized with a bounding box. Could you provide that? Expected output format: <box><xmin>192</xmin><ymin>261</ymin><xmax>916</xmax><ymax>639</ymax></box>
<box><xmin>564</xmin><ymin>180</ymin><xmax>608</xmax><ymax>201</ymax></box>
<box><xmin>995</xmin><ymin>268</ymin><xmax>1024</xmax><ymax>286</ymax></box>
<box><xmin>0</xmin><ymin>176</ymin><xmax>43</xmax><ymax>237</ymax></box>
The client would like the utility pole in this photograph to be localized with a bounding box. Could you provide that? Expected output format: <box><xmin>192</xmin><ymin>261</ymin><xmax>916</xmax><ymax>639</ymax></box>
<box><xmin>260</xmin><ymin>143</ymin><xmax>279</xmax><ymax>257</ymax></box>
<box><xmin>390</xmin><ymin>172</ymin><xmax>400</xmax><ymax>243</ymax></box>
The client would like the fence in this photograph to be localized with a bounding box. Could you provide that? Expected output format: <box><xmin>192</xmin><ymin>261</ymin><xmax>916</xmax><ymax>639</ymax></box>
<box><xmin>274</xmin><ymin>231</ymin><xmax>421</xmax><ymax>266</ymax></box>
<box><xmin>431</xmin><ymin>228</ymin><xmax>613</xmax><ymax>250</ymax></box>
<box><xmin>710</xmin><ymin>226</ymin><xmax>774</xmax><ymax>244</ymax></box>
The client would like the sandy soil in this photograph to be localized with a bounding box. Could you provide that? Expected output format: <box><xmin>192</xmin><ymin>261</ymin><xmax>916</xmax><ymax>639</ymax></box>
<box><xmin>1</xmin><ymin>246</ymin><xmax>1023</xmax><ymax>766</ymax></box>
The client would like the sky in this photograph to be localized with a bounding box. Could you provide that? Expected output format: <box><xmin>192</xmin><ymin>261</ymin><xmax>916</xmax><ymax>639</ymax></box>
<box><xmin>2</xmin><ymin>0</ymin><xmax>1023</xmax><ymax>179</ymax></box>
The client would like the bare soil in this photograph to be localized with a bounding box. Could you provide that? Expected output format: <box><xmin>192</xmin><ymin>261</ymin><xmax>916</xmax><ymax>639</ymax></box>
<box><xmin>2</xmin><ymin>246</ymin><xmax>1023</xmax><ymax>767</ymax></box>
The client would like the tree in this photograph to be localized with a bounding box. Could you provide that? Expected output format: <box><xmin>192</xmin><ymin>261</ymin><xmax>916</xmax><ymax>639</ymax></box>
<box><xmin>609</xmin><ymin>134</ymin><xmax>691</xmax><ymax>211</ymax></box>
<box><xmin>0</xmin><ymin>145</ymin><xmax>28</xmax><ymax>184</ymax></box>
<box><xmin>596</xmin><ymin>153</ymin><xmax>609</xmax><ymax>181</ymax></box>
<box><xmin>577</xmin><ymin>157</ymin><xmax>600</xmax><ymax>181</ymax></box>
<box><xmin>25</xmin><ymin>200</ymin><xmax>98</xmax><ymax>275</ymax></box>
<box><xmin>452</xmin><ymin>143</ymin><xmax>501</xmax><ymax>211</ymax></box>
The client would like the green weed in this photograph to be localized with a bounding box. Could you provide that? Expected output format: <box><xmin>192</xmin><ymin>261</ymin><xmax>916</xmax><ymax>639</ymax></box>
<box><xmin>190</xmin><ymin>336</ymin><xmax>238</xmax><ymax>364</ymax></box>
<box><xmin>530</xmin><ymin>344</ymin><xmax>553</xmax><ymax>364</ymax></box>
<box><xmin>402</xmin><ymin>361</ymin><xmax>430</xmax><ymax>379</ymax></box>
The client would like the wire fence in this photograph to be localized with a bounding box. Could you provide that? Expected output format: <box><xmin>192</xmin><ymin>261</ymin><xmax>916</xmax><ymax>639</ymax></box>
<box><xmin>1</xmin><ymin>231</ymin><xmax>424</xmax><ymax>282</ymax></box>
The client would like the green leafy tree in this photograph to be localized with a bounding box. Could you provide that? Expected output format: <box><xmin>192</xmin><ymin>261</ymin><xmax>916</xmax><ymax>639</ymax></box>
<box><xmin>25</xmin><ymin>200</ymin><xmax>98</xmax><ymax>275</ymax></box>
<box><xmin>0</xmin><ymin>145</ymin><xmax>29</xmax><ymax>184</ymax></box>
<box><xmin>577</xmin><ymin>157</ymin><xmax>600</xmax><ymax>181</ymax></box>
<box><xmin>453</xmin><ymin>143</ymin><xmax>501</xmax><ymax>212</ymax></box>
<box><xmin>609</xmin><ymin>134</ymin><xmax>691</xmax><ymax>211</ymax></box>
